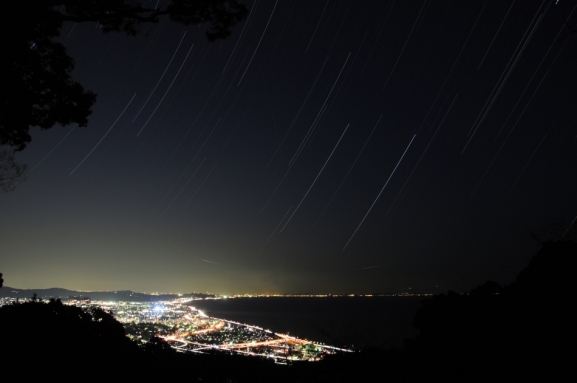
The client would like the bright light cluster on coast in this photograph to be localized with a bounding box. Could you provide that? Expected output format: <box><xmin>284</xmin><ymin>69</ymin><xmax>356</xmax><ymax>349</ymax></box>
<box><xmin>68</xmin><ymin>298</ymin><xmax>353</xmax><ymax>363</ymax></box>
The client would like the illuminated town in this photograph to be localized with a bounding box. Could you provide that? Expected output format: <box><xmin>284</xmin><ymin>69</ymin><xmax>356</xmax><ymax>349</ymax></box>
<box><xmin>0</xmin><ymin>290</ymin><xmax>430</xmax><ymax>362</ymax></box>
<box><xmin>65</xmin><ymin>298</ymin><xmax>352</xmax><ymax>363</ymax></box>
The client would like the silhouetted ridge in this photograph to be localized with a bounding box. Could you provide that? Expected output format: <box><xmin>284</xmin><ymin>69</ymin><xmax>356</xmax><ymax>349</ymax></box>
<box><xmin>0</xmin><ymin>287</ymin><xmax>215</xmax><ymax>301</ymax></box>
<box><xmin>405</xmin><ymin>240</ymin><xmax>577</xmax><ymax>382</ymax></box>
<box><xmin>1</xmin><ymin>241</ymin><xmax>575</xmax><ymax>382</ymax></box>
<box><xmin>511</xmin><ymin>240</ymin><xmax>577</xmax><ymax>295</ymax></box>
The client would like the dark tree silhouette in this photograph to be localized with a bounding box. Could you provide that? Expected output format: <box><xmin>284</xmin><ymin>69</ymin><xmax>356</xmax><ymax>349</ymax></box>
<box><xmin>0</xmin><ymin>299</ymin><xmax>138</xmax><ymax>362</ymax></box>
<box><xmin>0</xmin><ymin>272</ymin><xmax>3</xmax><ymax>288</ymax></box>
<box><xmin>58</xmin><ymin>0</ymin><xmax>249</xmax><ymax>41</ymax></box>
<box><xmin>1</xmin><ymin>4</ymin><xmax>96</xmax><ymax>151</ymax></box>
<box><xmin>0</xmin><ymin>147</ymin><xmax>28</xmax><ymax>192</ymax></box>
<box><xmin>529</xmin><ymin>217</ymin><xmax>577</xmax><ymax>245</ymax></box>
<box><xmin>0</xmin><ymin>298</ymin><xmax>285</xmax><ymax>381</ymax></box>
<box><xmin>511</xmin><ymin>240</ymin><xmax>577</xmax><ymax>295</ymax></box>
<box><xmin>407</xmin><ymin>240</ymin><xmax>577</xmax><ymax>382</ymax></box>
<box><xmin>142</xmin><ymin>335</ymin><xmax>178</xmax><ymax>355</ymax></box>
<box><xmin>0</xmin><ymin>1</ymin><xmax>248</xmax><ymax>152</ymax></box>
<box><xmin>0</xmin><ymin>298</ymin><xmax>187</xmax><ymax>378</ymax></box>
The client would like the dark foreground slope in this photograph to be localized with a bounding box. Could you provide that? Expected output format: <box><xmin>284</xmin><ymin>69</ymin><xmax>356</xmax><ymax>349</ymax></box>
<box><xmin>404</xmin><ymin>240</ymin><xmax>577</xmax><ymax>382</ymax></box>
<box><xmin>0</xmin><ymin>298</ymin><xmax>280</xmax><ymax>381</ymax></box>
<box><xmin>286</xmin><ymin>240</ymin><xmax>577</xmax><ymax>382</ymax></box>
<box><xmin>1</xmin><ymin>241</ymin><xmax>575</xmax><ymax>382</ymax></box>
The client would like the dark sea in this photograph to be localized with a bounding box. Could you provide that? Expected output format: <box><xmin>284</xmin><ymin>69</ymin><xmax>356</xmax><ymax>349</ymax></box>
<box><xmin>188</xmin><ymin>296</ymin><xmax>426</xmax><ymax>349</ymax></box>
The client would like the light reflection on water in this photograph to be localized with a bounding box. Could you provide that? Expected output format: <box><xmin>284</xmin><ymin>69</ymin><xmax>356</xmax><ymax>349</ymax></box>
<box><xmin>189</xmin><ymin>296</ymin><xmax>425</xmax><ymax>349</ymax></box>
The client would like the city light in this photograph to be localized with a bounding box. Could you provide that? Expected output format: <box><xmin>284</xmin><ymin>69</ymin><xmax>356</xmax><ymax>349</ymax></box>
<box><xmin>58</xmin><ymin>298</ymin><xmax>353</xmax><ymax>362</ymax></box>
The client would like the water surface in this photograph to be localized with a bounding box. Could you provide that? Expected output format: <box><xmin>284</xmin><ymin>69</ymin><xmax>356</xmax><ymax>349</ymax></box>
<box><xmin>189</xmin><ymin>296</ymin><xmax>425</xmax><ymax>349</ymax></box>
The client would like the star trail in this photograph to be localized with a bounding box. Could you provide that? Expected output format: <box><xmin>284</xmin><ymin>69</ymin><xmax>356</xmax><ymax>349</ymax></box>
<box><xmin>2</xmin><ymin>0</ymin><xmax>577</xmax><ymax>294</ymax></box>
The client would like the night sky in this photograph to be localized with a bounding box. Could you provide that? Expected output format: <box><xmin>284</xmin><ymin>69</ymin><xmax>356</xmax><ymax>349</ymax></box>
<box><xmin>2</xmin><ymin>0</ymin><xmax>577</xmax><ymax>294</ymax></box>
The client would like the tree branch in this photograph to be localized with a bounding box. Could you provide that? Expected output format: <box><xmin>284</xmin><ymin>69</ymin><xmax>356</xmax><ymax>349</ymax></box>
<box><xmin>59</xmin><ymin>9</ymin><xmax>169</xmax><ymax>24</ymax></box>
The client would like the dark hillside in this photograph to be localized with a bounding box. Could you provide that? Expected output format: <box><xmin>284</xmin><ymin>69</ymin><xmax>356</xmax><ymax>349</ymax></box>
<box><xmin>1</xmin><ymin>241</ymin><xmax>575</xmax><ymax>382</ymax></box>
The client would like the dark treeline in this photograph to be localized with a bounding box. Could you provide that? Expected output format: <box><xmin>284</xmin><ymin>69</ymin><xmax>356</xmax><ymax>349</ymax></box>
<box><xmin>1</xmin><ymin>240</ymin><xmax>576</xmax><ymax>382</ymax></box>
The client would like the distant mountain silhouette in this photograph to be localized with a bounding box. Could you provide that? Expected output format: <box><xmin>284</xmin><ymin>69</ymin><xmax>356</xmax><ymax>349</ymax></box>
<box><xmin>0</xmin><ymin>286</ymin><xmax>215</xmax><ymax>301</ymax></box>
<box><xmin>1</xmin><ymin>241</ymin><xmax>575</xmax><ymax>382</ymax></box>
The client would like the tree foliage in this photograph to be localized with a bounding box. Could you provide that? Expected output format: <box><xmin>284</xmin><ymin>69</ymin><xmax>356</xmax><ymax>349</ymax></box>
<box><xmin>0</xmin><ymin>298</ymin><xmax>280</xmax><ymax>380</ymax></box>
<box><xmin>0</xmin><ymin>1</ymin><xmax>248</xmax><ymax>152</ymax></box>
<box><xmin>0</xmin><ymin>298</ymin><xmax>136</xmax><ymax>357</ymax></box>
<box><xmin>528</xmin><ymin>217</ymin><xmax>577</xmax><ymax>244</ymax></box>
<box><xmin>60</xmin><ymin>0</ymin><xmax>249</xmax><ymax>41</ymax></box>
<box><xmin>0</xmin><ymin>147</ymin><xmax>28</xmax><ymax>192</ymax></box>
<box><xmin>408</xmin><ymin>240</ymin><xmax>577</xmax><ymax>381</ymax></box>
<box><xmin>1</xmin><ymin>4</ymin><xmax>96</xmax><ymax>151</ymax></box>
